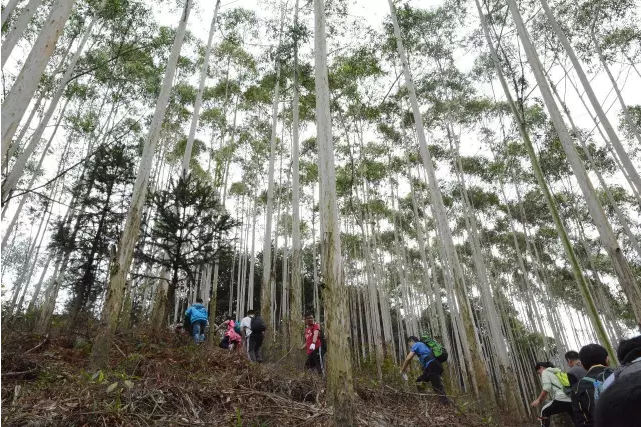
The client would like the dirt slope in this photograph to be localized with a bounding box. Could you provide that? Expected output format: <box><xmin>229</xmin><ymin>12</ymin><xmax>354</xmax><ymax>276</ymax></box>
<box><xmin>1</xmin><ymin>331</ymin><xmax>511</xmax><ymax>426</ymax></box>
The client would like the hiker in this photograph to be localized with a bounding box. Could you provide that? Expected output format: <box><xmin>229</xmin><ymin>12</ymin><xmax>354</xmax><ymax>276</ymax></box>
<box><xmin>565</xmin><ymin>350</ymin><xmax>588</xmax><ymax>386</ymax></box>
<box><xmin>248</xmin><ymin>310</ymin><xmax>266</xmax><ymax>363</ymax></box>
<box><xmin>301</xmin><ymin>311</ymin><xmax>323</xmax><ymax>374</ymax></box>
<box><xmin>573</xmin><ymin>344</ymin><xmax>614</xmax><ymax>427</ymax></box>
<box><xmin>240</xmin><ymin>310</ymin><xmax>253</xmax><ymax>354</ymax></box>
<box><xmin>531</xmin><ymin>361</ymin><xmax>576</xmax><ymax>427</ymax></box>
<box><xmin>601</xmin><ymin>335</ymin><xmax>640</xmax><ymax>393</ymax></box>
<box><xmin>218</xmin><ymin>315</ymin><xmax>242</xmax><ymax>351</ymax></box>
<box><xmin>401</xmin><ymin>336</ymin><xmax>448</xmax><ymax>404</ymax></box>
<box><xmin>184</xmin><ymin>298</ymin><xmax>208</xmax><ymax>344</ymax></box>
<box><xmin>594</xmin><ymin>368</ymin><xmax>641</xmax><ymax>427</ymax></box>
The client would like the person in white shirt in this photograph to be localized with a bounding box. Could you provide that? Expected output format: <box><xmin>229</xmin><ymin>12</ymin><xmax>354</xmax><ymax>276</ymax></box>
<box><xmin>531</xmin><ymin>361</ymin><xmax>576</xmax><ymax>427</ymax></box>
<box><xmin>240</xmin><ymin>311</ymin><xmax>253</xmax><ymax>356</ymax></box>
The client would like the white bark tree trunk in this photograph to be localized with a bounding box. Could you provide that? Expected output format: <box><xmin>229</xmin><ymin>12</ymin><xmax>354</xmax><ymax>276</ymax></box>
<box><xmin>259</xmin><ymin>18</ymin><xmax>282</xmax><ymax>349</ymax></box>
<box><xmin>289</xmin><ymin>0</ymin><xmax>303</xmax><ymax>357</ymax></box>
<box><xmin>181</xmin><ymin>0</ymin><xmax>220</xmax><ymax>174</ymax></box>
<box><xmin>1</xmin><ymin>97</ymin><xmax>70</xmax><ymax>250</ymax></box>
<box><xmin>1</xmin><ymin>0</ymin><xmax>44</xmax><ymax>67</ymax></box>
<box><xmin>2</xmin><ymin>10</ymin><xmax>96</xmax><ymax>201</ymax></box>
<box><xmin>478</xmin><ymin>0</ymin><xmax>618</xmax><ymax>360</ymax></box>
<box><xmin>314</xmin><ymin>0</ymin><xmax>355</xmax><ymax>423</ymax></box>
<box><xmin>90</xmin><ymin>0</ymin><xmax>193</xmax><ymax>369</ymax></box>
<box><xmin>506</xmin><ymin>0</ymin><xmax>640</xmax><ymax>334</ymax></box>
<box><xmin>388</xmin><ymin>0</ymin><xmax>492</xmax><ymax>403</ymax></box>
<box><xmin>0</xmin><ymin>0</ymin><xmax>21</xmax><ymax>27</ymax></box>
<box><xmin>538</xmin><ymin>0</ymin><xmax>641</xmax><ymax>191</ymax></box>
<box><xmin>1</xmin><ymin>0</ymin><xmax>77</xmax><ymax>155</ymax></box>
<box><xmin>590</xmin><ymin>26</ymin><xmax>641</xmax><ymax>148</ymax></box>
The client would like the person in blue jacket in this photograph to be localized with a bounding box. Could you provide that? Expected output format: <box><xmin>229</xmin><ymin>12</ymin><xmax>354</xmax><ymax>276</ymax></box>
<box><xmin>401</xmin><ymin>336</ymin><xmax>448</xmax><ymax>404</ymax></box>
<box><xmin>185</xmin><ymin>298</ymin><xmax>209</xmax><ymax>343</ymax></box>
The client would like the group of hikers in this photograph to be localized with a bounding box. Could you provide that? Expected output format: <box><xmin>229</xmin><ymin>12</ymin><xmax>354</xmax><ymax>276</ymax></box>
<box><xmin>180</xmin><ymin>298</ymin><xmax>639</xmax><ymax>425</ymax></box>
<box><xmin>181</xmin><ymin>299</ymin><xmax>325</xmax><ymax>374</ymax></box>
<box><xmin>531</xmin><ymin>336</ymin><xmax>640</xmax><ymax>427</ymax></box>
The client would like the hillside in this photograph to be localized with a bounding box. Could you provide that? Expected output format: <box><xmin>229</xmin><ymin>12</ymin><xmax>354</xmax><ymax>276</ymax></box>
<box><xmin>0</xmin><ymin>329</ymin><xmax>513</xmax><ymax>426</ymax></box>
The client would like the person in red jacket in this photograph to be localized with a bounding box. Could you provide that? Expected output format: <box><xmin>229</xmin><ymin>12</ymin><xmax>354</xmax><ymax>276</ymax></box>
<box><xmin>301</xmin><ymin>311</ymin><xmax>323</xmax><ymax>375</ymax></box>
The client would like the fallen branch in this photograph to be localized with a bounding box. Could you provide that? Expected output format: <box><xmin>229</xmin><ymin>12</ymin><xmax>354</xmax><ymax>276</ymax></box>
<box><xmin>2</xmin><ymin>368</ymin><xmax>37</xmax><ymax>377</ymax></box>
<box><xmin>25</xmin><ymin>334</ymin><xmax>50</xmax><ymax>354</ymax></box>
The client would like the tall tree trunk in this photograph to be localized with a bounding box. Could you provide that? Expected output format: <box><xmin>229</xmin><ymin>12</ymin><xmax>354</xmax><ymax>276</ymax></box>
<box><xmin>1</xmin><ymin>0</ymin><xmax>44</xmax><ymax>67</ymax></box>
<box><xmin>248</xmin><ymin>196</ymin><xmax>257</xmax><ymax>309</ymax></box>
<box><xmin>505</xmin><ymin>0</ymin><xmax>640</xmax><ymax>336</ymax></box>
<box><xmin>288</xmin><ymin>0</ymin><xmax>303</xmax><ymax>359</ymax></box>
<box><xmin>549</xmin><ymin>72</ymin><xmax>641</xmax><ymax>259</ymax></box>
<box><xmin>90</xmin><ymin>0</ymin><xmax>193</xmax><ymax>369</ymax></box>
<box><xmin>2</xmin><ymin>97</ymin><xmax>69</xmax><ymax>250</ymax></box>
<box><xmin>2</xmin><ymin>6</ymin><xmax>97</xmax><ymax>201</ymax></box>
<box><xmin>1</xmin><ymin>0</ymin><xmax>77</xmax><ymax>154</ymax></box>
<box><xmin>2</xmin><ymin>35</ymin><xmax>73</xmax><ymax>171</ymax></box>
<box><xmin>1</xmin><ymin>0</ymin><xmax>21</xmax><ymax>27</ymax></box>
<box><xmin>590</xmin><ymin>23</ymin><xmax>641</xmax><ymax>148</ymax></box>
<box><xmin>259</xmin><ymin>32</ymin><xmax>282</xmax><ymax>354</ymax></box>
<box><xmin>182</xmin><ymin>0</ymin><xmax>220</xmax><ymax>174</ymax></box>
<box><xmin>478</xmin><ymin>0</ymin><xmax>617</xmax><ymax>361</ymax></box>
<box><xmin>314</xmin><ymin>0</ymin><xmax>355</xmax><ymax>423</ymax></box>
<box><xmin>538</xmin><ymin>0</ymin><xmax>641</xmax><ymax>190</ymax></box>
<box><xmin>388</xmin><ymin>0</ymin><xmax>492</xmax><ymax>405</ymax></box>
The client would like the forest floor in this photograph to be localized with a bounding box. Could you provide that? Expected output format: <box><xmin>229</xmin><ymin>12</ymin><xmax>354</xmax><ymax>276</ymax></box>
<box><xmin>1</xmin><ymin>325</ymin><xmax>526</xmax><ymax>426</ymax></box>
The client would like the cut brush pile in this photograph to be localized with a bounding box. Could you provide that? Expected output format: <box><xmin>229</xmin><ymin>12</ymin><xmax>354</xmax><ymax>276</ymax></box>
<box><xmin>1</xmin><ymin>330</ymin><xmax>499</xmax><ymax>426</ymax></box>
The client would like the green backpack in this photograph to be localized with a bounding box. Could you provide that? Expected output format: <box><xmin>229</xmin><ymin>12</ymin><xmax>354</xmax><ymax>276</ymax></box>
<box><xmin>551</xmin><ymin>370</ymin><xmax>572</xmax><ymax>395</ymax></box>
<box><xmin>420</xmin><ymin>335</ymin><xmax>448</xmax><ymax>363</ymax></box>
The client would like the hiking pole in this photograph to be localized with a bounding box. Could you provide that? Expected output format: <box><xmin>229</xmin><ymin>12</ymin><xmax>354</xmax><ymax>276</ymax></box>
<box><xmin>319</xmin><ymin>347</ymin><xmax>326</xmax><ymax>379</ymax></box>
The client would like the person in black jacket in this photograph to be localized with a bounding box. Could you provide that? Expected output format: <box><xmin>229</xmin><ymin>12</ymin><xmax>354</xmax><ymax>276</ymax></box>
<box><xmin>573</xmin><ymin>344</ymin><xmax>613</xmax><ymax>427</ymax></box>
<box><xmin>594</xmin><ymin>369</ymin><xmax>641</xmax><ymax>427</ymax></box>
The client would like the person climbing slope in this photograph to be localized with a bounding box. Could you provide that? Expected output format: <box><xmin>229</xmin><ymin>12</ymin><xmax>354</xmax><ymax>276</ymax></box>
<box><xmin>218</xmin><ymin>315</ymin><xmax>242</xmax><ymax>351</ymax></box>
<box><xmin>184</xmin><ymin>298</ymin><xmax>208</xmax><ymax>344</ymax></box>
<box><xmin>565</xmin><ymin>350</ymin><xmax>588</xmax><ymax>387</ymax></box>
<box><xmin>301</xmin><ymin>311</ymin><xmax>323</xmax><ymax>375</ymax></box>
<box><xmin>401</xmin><ymin>336</ymin><xmax>448</xmax><ymax>405</ymax></box>
<box><xmin>240</xmin><ymin>310</ymin><xmax>253</xmax><ymax>355</ymax></box>
<box><xmin>531</xmin><ymin>361</ymin><xmax>576</xmax><ymax>427</ymax></box>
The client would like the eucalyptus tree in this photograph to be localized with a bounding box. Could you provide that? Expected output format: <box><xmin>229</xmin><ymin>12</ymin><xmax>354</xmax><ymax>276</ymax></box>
<box><xmin>386</xmin><ymin>0</ymin><xmax>497</xmax><ymax>405</ymax></box>
<box><xmin>259</xmin><ymin>3</ymin><xmax>284</xmax><ymax>353</ymax></box>
<box><xmin>504</xmin><ymin>0</ymin><xmax>638</xmax><ymax>340</ymax></box>
<box><xmin>538</xmin><ymin>0</ymin><xmax>641</xmax><ymax>193</ymax></box>
<box><xmin>1</xmin><ymin>0</ymin><xmax>44</xmax><ymax>67</ymax></box>
<box><xmin>475</xmin><ymin>0</ymin><xmax>617</xmax><ymax>361</ymax></box>
<box><xmin>2</xmin><ymin>0</ymin><xmax>107</xmax><ymax>202</ymax></box>
<box><xmin>1</xmin><ymin>0</ymin><xmax>77</xmax><ymax>154</ymax></box>
<box><xmin>91</xmin><ymin>0</ymin><xmax>193</xmax><ymax>369</ymax></box>
<box><xmin>314</xmin><ymin>0</ymin><xmax>355</xmax><ymax>423</ymax></box>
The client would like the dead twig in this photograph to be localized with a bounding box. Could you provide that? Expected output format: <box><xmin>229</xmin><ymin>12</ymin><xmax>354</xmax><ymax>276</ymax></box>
<box><xmin>114</xmin><ymin>342</ymin><xmax>127</xmax><ymax>358</ymax></box>
<box><xmin>24</xmin><ymin>334</ymin><xmax>50</xmax><ymax>354</ymax></box>
<box><xmin>2</xmin><ymin>368</ymin><xmax>37</xmax><ymax>377</ymax></box>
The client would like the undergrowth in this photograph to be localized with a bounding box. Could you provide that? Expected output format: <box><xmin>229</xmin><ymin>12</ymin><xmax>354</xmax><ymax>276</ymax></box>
<box><xmin>1</xmin><ymin>327</ymin><xmax>525</xmax><ymax>426</ymax></box>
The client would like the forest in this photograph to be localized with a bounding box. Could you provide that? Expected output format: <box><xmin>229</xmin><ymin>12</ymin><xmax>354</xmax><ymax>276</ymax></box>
<box><xmin>1</xmin><ymin>0</ymin><xmax>640</xmax><ymax>425</ymax></box>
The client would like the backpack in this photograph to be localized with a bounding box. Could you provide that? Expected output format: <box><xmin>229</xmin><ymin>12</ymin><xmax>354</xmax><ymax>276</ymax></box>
<box><xmin>250</xmin><ymin>315</ymin><xmax>267</xmax><ymax>333</ymax></box>
<box><xmin>420</xmin><ymin>335</ymin><xmax>448</xmax><ymax>363</ymax></box>
<box><xmin>580</xmin><ymin>368</ymin><xmax>613</xmax><ymax>402</ymax></box>
<box><xmin>234</xmin><ymin>323</ymin><xmax>242</xmax><ymax>335</ymax></box>
<box><xmin>551</xmin><ymin>371</ymin><xmax>572</xmax><ymax>395</ymax></box>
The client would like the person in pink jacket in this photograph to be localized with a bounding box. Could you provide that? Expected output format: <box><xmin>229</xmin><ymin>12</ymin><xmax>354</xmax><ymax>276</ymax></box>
<box><xmin>218</xmin><ymin>316</ymin><xmax>242</xmax><ymax>351</ymax></box>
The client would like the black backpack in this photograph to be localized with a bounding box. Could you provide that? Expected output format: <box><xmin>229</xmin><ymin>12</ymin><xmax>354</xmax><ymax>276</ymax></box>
<box><xmin>250</xmin><ymin>315</ymin><xmax>267</xmax><ymax>333</ymax></box>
